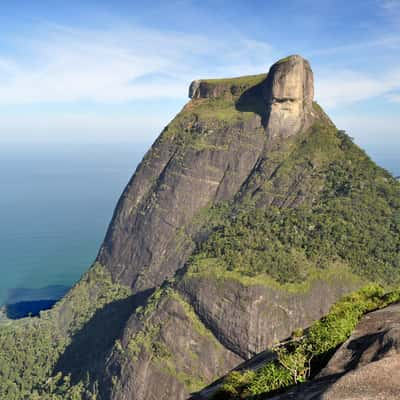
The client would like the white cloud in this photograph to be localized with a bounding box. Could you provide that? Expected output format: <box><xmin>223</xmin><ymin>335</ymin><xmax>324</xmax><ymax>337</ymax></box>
<box><xmin>386</xmin><ymin>93</ymin><xmax>400</xmax><ymax>102</ymax></box>
<box><xmin>315</xmin><ymin>68</ymin><xmax>400</xmax><ymax>107</ymax></box>
<box><xmin>1</xmin><ymin>19</ymin><xmax>399</xmax><ymax>144</ymax></box>
<box><xmin>381</xmin><ymin>0</ymin><xmax>400</xmax><ymax>11</ymax></box>
<box><xmin>0</xmin><ymin>24</ymin><xmax>274</xmax><ymax>105</ymax></box>
<box><xmin>333</xmin><ymin>114</ymin><xmax>400</xmax><ymax>139</ymax></box>
<box><xmin>309</xmin><ymin>34</ymin><xmax>400</xmax><ymax>57</ymax></box>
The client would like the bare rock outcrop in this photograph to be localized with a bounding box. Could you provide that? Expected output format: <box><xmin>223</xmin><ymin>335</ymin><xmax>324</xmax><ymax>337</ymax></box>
<box><xmin>189</xmin><ymin>55</ymin><xmax>315</xmax><ymax>142</ymax></box>
<box><xmin>178</xmin><ymin>273</ymin><xmax>360</xmax><ymax>359</ymax></box>
<box><xmin>97</xmin><ymin>115</ymin><xmax>265</xmax><ymax>292</ymax></box>
<box><xmin>268</xmin><ymin>303</ymin><xmax>400</xmax><ymax>400</ymax></box>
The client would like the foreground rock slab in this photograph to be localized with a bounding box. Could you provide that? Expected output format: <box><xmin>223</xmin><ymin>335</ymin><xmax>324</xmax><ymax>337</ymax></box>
<box><xmin>268</xmin><ymin>303</ymin><xmax>400</xmax><ymax>400</ymax></box>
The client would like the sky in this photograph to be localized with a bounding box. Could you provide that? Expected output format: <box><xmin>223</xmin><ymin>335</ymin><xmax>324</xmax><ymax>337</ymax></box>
<box><xmin>0</xmin><ymin>0</ymin><xmax>399</xmax><ymax>163</ymax></box>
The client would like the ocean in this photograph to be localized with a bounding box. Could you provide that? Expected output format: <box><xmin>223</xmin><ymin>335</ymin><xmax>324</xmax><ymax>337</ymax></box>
<box><xmin>0</xmin><ymin>141</ymin><xmax>145</xmax><ymax>307</ymax></box>
<box><xmin>0</xmin><ymin>140</ymin><xmax>397</xmax><ymax>309</ymax></box>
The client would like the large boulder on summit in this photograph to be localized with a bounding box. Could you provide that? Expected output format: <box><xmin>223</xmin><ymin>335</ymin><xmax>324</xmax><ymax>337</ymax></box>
<box><xmin>263</xmin><ymin>55</ymin><xmax>314</xmax><ymax>140</ymax></box>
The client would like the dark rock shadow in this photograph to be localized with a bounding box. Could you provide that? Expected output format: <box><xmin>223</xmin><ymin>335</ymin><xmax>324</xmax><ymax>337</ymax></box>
<box><xmin>343</xmin><ymin>332</ymin><xmax>383</xmax><ymax>371</ymax></box>
<box><xmin>53</xmin><ymin>288</ymin><xmax>153</xmax><ymax>385</ymax></box>
<box><xmin>6</xmin><ymin>299</ymin><xmax>58</xmax><ymax>319</ymax></box>
<box><xmin>235</xmin><ymin>80</ymin><xmax>268</xmax><ymax>123</ymax></box>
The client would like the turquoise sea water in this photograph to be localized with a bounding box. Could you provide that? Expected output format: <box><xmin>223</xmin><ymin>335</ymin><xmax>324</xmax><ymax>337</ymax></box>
<box><xmin>0</xmin><ymin>141</ymin><xmax>145</xmax><ymax>306</ymax></box>
<box><xmin>0</xmin><ymin>140</ymin><xmax>397</xmax><ymax>307</ymax></box>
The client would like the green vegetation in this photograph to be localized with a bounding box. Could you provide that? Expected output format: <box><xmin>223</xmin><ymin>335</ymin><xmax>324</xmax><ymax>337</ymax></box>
<box><xmin>160</xmin><ymin>96</ymin><xmax>263</xmax><ymax>149</ymax></box>
<box><xmin>214</xmin><ymin>285</ymin><xmax>400</xmax><ymax>399</ymax></box>
<box><xmin>275</xmin><ymin>56</ymin><xmax>293</xmax><ymax>64</ymax></box>
<box><xmin>200</xmin><ymin>73</ymin><xmax>267</xmax><ymax>86</ymax></box>
<box><xmin>187</xmin><ymin>126</ymin><xmax>400</xmax><ymax>287</ymax></box>
<box><xmin>54</xmin><ymin>263</ymin><xmax>132</xmax><ymax>333</ymax></box>
<box><xmin>160</xmin><ymin>72</ymin><xmax>266</xmax><ymax>148</ymax></box>
<box><xmin>168</xmin><ymin>290</ymin><xmax>220</xmax><ymax>343</ymax></box>
<box><xmin>0</xmin><ymin>315</ymin><xmax>98</xmax><ymax>399</ymax></box>
<box><xmin>0</xmin><ymin>263</ymin><xmax>131</xmax><ymax>399</ymax></box>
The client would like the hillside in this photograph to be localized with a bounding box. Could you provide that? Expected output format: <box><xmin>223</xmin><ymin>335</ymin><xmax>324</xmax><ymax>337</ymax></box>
<box><xmin>0</xmin><ymin>55</ymin><xmax>399</xmax><ymax>400</ymax></box>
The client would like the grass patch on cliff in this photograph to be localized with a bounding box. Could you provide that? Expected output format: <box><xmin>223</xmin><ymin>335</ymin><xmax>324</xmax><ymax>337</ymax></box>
<box><xmin>213</xmin><ymin>285</ymin><xmax>400</xmax><ymax>399</ymax></box>
<box><xmin>160</xmin><ymin>78</ymin><xmax>265</xmax><ymax>150</ymax></box>
<box><xmin>201</xmin><ymin>73</ymin><xmax>267</xmax><ymax>87</ymax></box>
<box><xmin>186</xmin><ymin>258</ymin><xmax>362</xmax><ymax>295</ymax></box>
<box><xmin>162</xmin><ymin>97</ymin><xmax>261</xmax><ymax>144</ymax></box>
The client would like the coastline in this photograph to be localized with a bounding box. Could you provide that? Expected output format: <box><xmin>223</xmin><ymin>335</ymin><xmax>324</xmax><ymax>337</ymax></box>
<box><xmin>0</xmin><ymin>285</ymin><xmax>70</xmax><ymax>321</ymax></box>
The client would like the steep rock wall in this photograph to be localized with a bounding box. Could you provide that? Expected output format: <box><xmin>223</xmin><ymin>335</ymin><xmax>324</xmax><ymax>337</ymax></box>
<box><xmin>97</xmin><ymin>55</ymin><xmax>317</xmax><ymax>295</ymax></box>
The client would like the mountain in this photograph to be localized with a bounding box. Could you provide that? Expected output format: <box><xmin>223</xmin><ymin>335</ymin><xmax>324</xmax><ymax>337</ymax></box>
<box><xmin>0</xmin><ymin>55</ymin><xmax>399</xmax><ymax>400</ymax></box>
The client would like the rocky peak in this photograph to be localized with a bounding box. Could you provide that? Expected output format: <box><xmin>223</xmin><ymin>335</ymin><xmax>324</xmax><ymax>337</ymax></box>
<box><xmin>189</xmin><ymin>55</ymin><xmax>315</xmax><ymax>141</ymax></box>
<box><xmin>263</xmin><ymin>55</ymin><xmax>314</xmax><ymax>140</ymax></box>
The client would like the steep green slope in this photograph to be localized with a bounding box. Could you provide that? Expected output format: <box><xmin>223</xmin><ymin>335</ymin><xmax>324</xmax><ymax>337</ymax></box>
<box><xmin>189</xmin><ymin>125</ymin><xmax>400</xmax><ymax>286</ymax></box>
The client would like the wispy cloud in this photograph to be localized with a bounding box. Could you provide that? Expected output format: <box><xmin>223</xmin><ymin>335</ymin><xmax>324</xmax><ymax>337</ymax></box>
<box><xmin>0</xmin><ymin>24</ymin><xmax>274</xmax><ymax>105</ymax></box>
<box><xmin>380</xmin><ymin>0</ymin><xmax>400</xmax><ymax>11</ymax></box>
<box><xmin>333</xmin><ymin>113</ymin><xmax>400</xmax><ymax>147</ymax></box>
<box><xmin>315</xmin><ymin>68</ymin><xmax>400</xmax><ymax>107</ymax></box>
<box><xmin>387</xmin><ymin>93</ymin><xmax>400</xmax><ymax>102</ymax></box>
<box><xmin>309</xmin><ymin>35</ymin><xmax>400</xmax><ymax>57</ymax></box>
<box><xmin>0</xmin><ymin>109</ymin><xmax>174</xmax><ymax>142</ymax></box>
<box><xmin>379</xmin><ymin>0</ymin><xmax>400</xmax><ymax>25</ymax></box>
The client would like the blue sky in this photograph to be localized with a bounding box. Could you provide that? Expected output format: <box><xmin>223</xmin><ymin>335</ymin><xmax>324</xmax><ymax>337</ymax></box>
<box><xmin>0</xmin><ymin>0</ymin><xmax>399</xmax><ymax>163</ymax></box>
